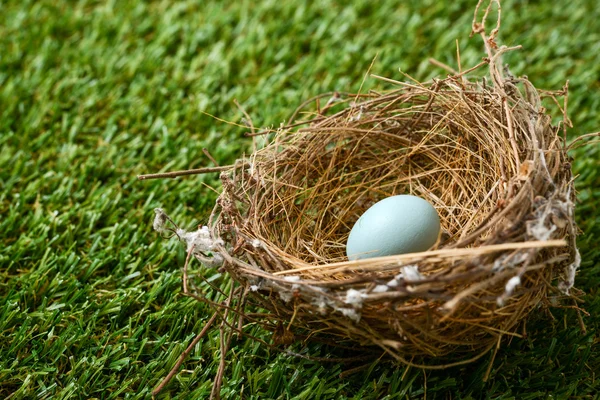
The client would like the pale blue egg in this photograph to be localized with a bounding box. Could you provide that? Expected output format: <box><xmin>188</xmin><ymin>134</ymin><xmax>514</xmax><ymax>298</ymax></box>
<box><xmin>346</xmin><ymin>195</ymin><xmax>441</xmax><ymax>260</ymax></box>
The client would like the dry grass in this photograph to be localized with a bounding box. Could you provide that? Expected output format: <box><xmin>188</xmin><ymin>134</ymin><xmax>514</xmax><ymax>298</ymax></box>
<box><xmin>205</xmin><ymin>0</ymin><xmax>580</xmax><ymax>370</ymax></box>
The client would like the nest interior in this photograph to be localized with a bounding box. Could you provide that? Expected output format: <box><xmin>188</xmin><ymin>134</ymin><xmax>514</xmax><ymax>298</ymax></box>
<box><xmin>238</xmin><ymin>88</ymin><xmax>514</xmax><ymax>264</ymax></box>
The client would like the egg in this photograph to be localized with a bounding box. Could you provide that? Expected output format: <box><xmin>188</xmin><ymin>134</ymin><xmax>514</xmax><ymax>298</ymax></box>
<box><xmin>346</xmin><ymin>195</ymin><xmax>441</xmax><ymax>261</ymax></box>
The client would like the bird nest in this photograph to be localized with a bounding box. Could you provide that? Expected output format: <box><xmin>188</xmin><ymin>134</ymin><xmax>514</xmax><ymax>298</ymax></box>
<box><xmin>145</xmin><ymin>3</ymin><xmax>584</xmax><ymax>391</ymax></box>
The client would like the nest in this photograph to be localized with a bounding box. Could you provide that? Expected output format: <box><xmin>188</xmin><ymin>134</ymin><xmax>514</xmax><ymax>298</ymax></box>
<box><xmin>147</xmin><ymin>2</ymin><xmax>583</xmax><ymax>382</ymax></box>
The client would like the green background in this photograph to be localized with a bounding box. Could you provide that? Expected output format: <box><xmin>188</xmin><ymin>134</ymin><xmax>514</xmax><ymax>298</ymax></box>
<box><xmin>1</xmin><ymin>0</ymin><xmax>599</xmax><ymax>398</ymax></box>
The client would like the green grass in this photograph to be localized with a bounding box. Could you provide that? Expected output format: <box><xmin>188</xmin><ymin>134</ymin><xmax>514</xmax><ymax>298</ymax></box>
<box><xmin>1</xmin><ymin>0</ymin><xmax>599</xmax><ymax>398</ymax></box>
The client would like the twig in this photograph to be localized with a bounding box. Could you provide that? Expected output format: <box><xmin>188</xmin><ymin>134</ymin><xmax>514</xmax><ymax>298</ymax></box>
<box><xmin>347</xmin><ymin>53</ymin><xmax>378</xmax><ymax>123</ymax></box>
<box><xmin>182</xmin><ymin>244</ymin><xmax>194</xmax><ymax>294</ymax></box>
<box><xmin>423</xmin><ymin>369</ymin><xmax>427</xmax><ymax>400</ymax></box>
<box><xmin>244</xmin><ymin>118</ymin><xmax>325</xmax><ymax>137</ymax></box>
<box><xmin>273</xmin><ymin>240</ymin><xmax>567</xmax><ymax>276</ymax></box>
<box><xmin>483</xmin><ymin>334</ymin><xmax>502</xmax><ymax>382</ymax></box>
<box><xmin>567</xmin><ymin>132</ymin><xmax>600</xmax><ymax>151</ymax></box>
<box><xmin>287</xmin><ymin>92</ymin><xmax>344</xmax><ymax>125</ymax></box>
<box><xmin>574</xmin><ymin>298</ymin><xmax>588</xmax><ymax>335</ymax></box>
<box><xmin>203</xmin><ymin>148</ymin><xmax>220</xmax><ymax>166</ymax></box>
<box><xmin>234</xmin><ymin>99</ymin><xmax>257</xmax><ymax>152</ymax></box>
<box><xmin>428</xmin><ymin>58</ymin><xmax>457</xmax><ymax>75</ymax></box>
<box><xmin>562</xmin><ymin>80</ymin><xmax>572</xmax><ymax>142</ymax></box>
<box><xmin>138</xmin><ymin>166</ymin><xmax>231</xmax><ymax>180</ymax></box>
<box><xmin>338</xmin><ymin>362</ymin><xmax>373</xmax><ymax>379</ymax></box>
<box><xmin>210</xmin><ymin>280</ymin><xmax>235</xmax><ymax>400</ymax></box>
<box><xmin>152</xmin><ymin>312</ymin><xmax>219</xmax><ymax>397</ymax></box>
<box><xmin>504</xmin><ymin>97</ymin><xmax>521</xmax><ymax>164</ymax></box>
<box><xmin>456</xmin><ymin>39</ymin><xmax>462</xmax><ymax>75</ymax></box>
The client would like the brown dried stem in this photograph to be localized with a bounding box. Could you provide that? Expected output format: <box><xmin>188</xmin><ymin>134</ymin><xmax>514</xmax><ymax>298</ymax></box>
<box><xmin>138</xmin><ymin>166</ymin><xmax>231</xmax><ymax>180</ymax></box>
<box><xmin>152</xmin><ymin>312</ymin><xmax>218</xmax><ymax>397</ymax></box>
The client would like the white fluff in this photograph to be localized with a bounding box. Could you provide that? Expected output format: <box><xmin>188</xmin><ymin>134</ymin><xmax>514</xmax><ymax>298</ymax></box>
<box><xmin>344</xmin><ymin>289</ymin><xmax>365</xmax><ymax>307</ymax></box>
<box><xmin>559</xmin><ymin>247</ymin><xmax>581</xmax><ymax>294</ymax></box>
<box><xmin>527</xmin><ymin>219</ymin><xmax>557</xmax><ymax>241</ymax></box>
<box><xmin>247</xmin><ymin>162</ymin><xmax>256</xmax><ymax>177</ymax></box>
<box><xmin>372</xmin><ymin>285</ymin><xmax>389</xmax><ymax>293</ymax></box>
<box><xmin>177</xmin><ymin>226</ymin><xmax>215</xmax><ymax>253</ymax></box>
<box><xmin>505</xmin><ymin>276</ymin><xmax>521</xmax><ymax>295</ymax></box>
<box><xmin>313</xmin><ymin>296</ymin><xmax>328</xmax><ymax>314</ymax></box>
<box><xmin>493</xmin><ymin>252</ymin><xmax>528</xmax><ymax>272</ymax></box>
<box><xmin>337</xmin><ymin>307</ymin><xmax>361</xmax><ymax>322</ymax></box>
<box><xmin>279</xmin><ymin>290</ymin><xmax>293</xmax><ymax>303</ymax></box>
<box><xmin>153</xmin><ymin>208</ymin><xmax>168</xmax><ymax>233</ymax></box>
<box><xmin>250</xmin><ymin>285</ymin><xmax>259</xmax><ymax>292</ymax></box>
<box><xmin>211</xmin><ymin>253</ymin><xmax>224</xmax><ymax>267</ymax></box>
<box><xmin>152</xmin><ymin>208</ymin><xmax>225</xmax><ymax>268</ymax></box>
<box><xmin>399</xmin><ymin>265</ymin><xmax>423</xmax><ymax>281</ymax></box>
<box><xmin>387</xmin><ymin>278</ymin><xmax>399</xmax><ymax>287</ymax></box>
<box><xmin>497</xmin><ymin>275</ymin><xmax>522</xmax><ymax>306</ymax></box>
<box><xmin>275</xmin><ymin>284</ymin><xmax>364</xmax><ymax>322</ymax></box>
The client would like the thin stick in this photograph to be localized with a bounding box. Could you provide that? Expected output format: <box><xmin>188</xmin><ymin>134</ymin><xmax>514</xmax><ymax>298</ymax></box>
<box><xmin>287</xmin><ymin>92</ymin><xmax>343</xmax><ymax>125</ymax></box>
<box><xmin>339</xmin><ymin>362</ymin><xmax>372</xmax><ymax>379</ymax></box>
<box><xmin>386</xmin><ymin>342</ymin><xmax>496</xmax><ymax>370</ymax></box>
<box><xmin>423</xmin><ymin>369</ymin><xmax>427</xmax><ymax>400</ymax></box>
<box><xmin>567</xmin><ymin>131</ymin><xmax>600</xmax><ymax>151</ymax></box>
<box><xmin>573</xmin><ymin>298</ymin><xmax>587</xmax><ymax>334</ymax></box>
<box><xmin>138</xmin><ymin>166</ymin><xmax>231</xmax><ymax>180</ymax></box>
<box><xmin>504</xmin><ymin>98</ymin><xmax>521</xmax><ymax>164</ymax></box>
<box><xmin>200</xmin><ymin>110</ymin><xmax>248</xmax><ymax>128</ymax></box>
<box><xmin>562</xmin><ymin>80</ymin><xmax>571</xmax><ymax>142</ymax></box>
<box><xmin>483</xmin><ymin>334</ymin><xmax>502</xmax><ymax>382</ymax></box>
<box><xmin>401</xmin><ymin>363</ymin><xmax>411</xmax><ymax>381</ymax></box>
<box><xmin>273</xmin><ymin>240</ymin><xmax>567</xmax><ymax>276</ymax></box>
<box><xmin>203</xmin><ymin>148</ymin><xmax>220</xmax><ymax>166</ymax></box>
<box><xmin>211</xmin><ymin>281</ymin><xmax>235</xmax><ymax>400</ymax></box>
<box><xmin>358</xmin><ymin>54</ymin><xmax>378</xmax><ymax>96</ymax></box>
<box><xmin>234</xmin><ymin>99</ymin><xmax>257</xmax><ymax>152</ymax></box>
<box><xmin>152</xmin><ymin>312</ymin><xmax>219</xmax><ymax>397</ymax></box>
<box><xmin>183</xmin><ymin>244</ymin><xmax>194</xmax><ymax>294</ymax></box>
<box><xmin>456</xmin><ymin>39</ymin><xmax>462</xmax><ymax>75</ymax></box>
<box><xmin>455</xmin><ymin>60</ymin><xmax>489</xmax><ymax>78</ymax></box>
<box><xmin>428</xmin><ymin>58</ymin><xmax>457</xmax><ymax>75</ymax></box>
<box><xmin>244</xmin><ymin>118</ymin><xmax>324</xmax><ymax>137</ymax></box>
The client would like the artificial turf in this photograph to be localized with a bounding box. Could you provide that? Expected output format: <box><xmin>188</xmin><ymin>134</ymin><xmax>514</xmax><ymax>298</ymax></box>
<box><xmin>1</xmin><ymin>0</ymin><xmax>599</xmax><ymax>399</ymax></box>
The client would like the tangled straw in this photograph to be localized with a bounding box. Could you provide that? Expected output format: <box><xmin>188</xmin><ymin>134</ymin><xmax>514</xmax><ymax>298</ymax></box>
<box><xmin>209</xmin><ymin>66</ymin><xmax>579</xmax><ymax>365</ymax></box>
